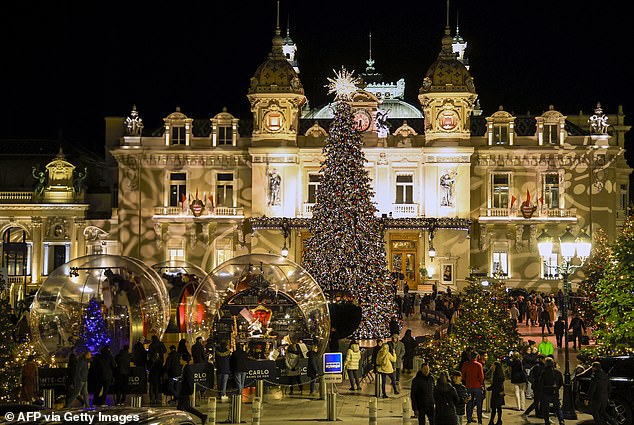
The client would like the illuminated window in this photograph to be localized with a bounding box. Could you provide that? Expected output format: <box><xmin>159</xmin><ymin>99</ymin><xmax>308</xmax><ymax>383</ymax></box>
<box><xmin>215</xmin><ymin>238</ymin><xmax>233</xmax><ymax>267</ymax></box>
<box><xmin>218</xmin><ymin>126</ymin><xmax>233</xmax><ymax>145</ymax></box>
<box><xmin>543</xmin><ymin>174</ymin><xmax>560</xmax><ymax>208</ymax></box>
<box><xmin>542</xmin><ymin>253</ymin><xmax>558</xmax><ymax>279</ymax></box>
<box><xmin>543</xmin><ymin>124</ymin><xmax>558</xmax><ymax>145</ymax></box>
<box><xmin>492</xmin><ymin>250</ymin><xmax>508</xmax><ymax>277</ymax></box>
<box><xmin>491</xmin><ymin>173</ymin><xmax>510</xmax><ymax>208</ymax></box>
<box><xmin>395</xmin><ymin>174</ymin><xmax>414</xmax><ymax>204</ymax></box>
<box><xmin>169</xmin><ymin>173</ymin><xmax>187</xmax><ymax>207</ymax></box>
<box><xmin>307</xmin><ymin>173</ymin><xmax>320</xmax><ymax>203</ymax></box>
<box><xmin>493</xmin><ymin>124</ymin><xmax>509</xmax><ymax>145</ymax></box>
<box><xmin>216</xmin><ymin>173</ymin><xmax>234</xmax><ymax>208</ymax></box>
<box><xmin>168</xmin><ymin>248</ymin><xmax>185</xmax><ymax>261</ymax></box>
<box><xmin>171</xmin><ymin>126</ymin><xmax>186</xmax><ymax>145</ymax></box>
<box><xmin>43</xmin><ymin>243</ymin><xmax>70</xmax><ymax>276</ymax></box>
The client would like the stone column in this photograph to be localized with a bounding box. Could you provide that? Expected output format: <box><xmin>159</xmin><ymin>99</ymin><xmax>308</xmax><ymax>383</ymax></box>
<box><xmin>30</xmin><ymin>216</ymin><xmax>43</xmax><ymax>284</ymax></box>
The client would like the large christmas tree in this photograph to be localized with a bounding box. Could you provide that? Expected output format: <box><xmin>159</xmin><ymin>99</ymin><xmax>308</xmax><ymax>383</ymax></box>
<box><xmin>302</xmin><ymin>69</ymin><xmax>394</xmax><ymax>339</ymax></box>
<box><xmin>592</xmin><ymin>215</ymin><xmax>634</xmax><ymax>353</ymax></box>
<box><xmin>76</xmin><ymin>298</ymin><xmax>111</xmax><ymax>354</ymax></box>
<box><xmin>0</xmin><ymin>273</ymin><xmax>20</xmax><ymax>401</ymax></box>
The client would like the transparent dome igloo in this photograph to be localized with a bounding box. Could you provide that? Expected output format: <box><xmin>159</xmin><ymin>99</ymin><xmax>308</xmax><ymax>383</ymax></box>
<box><xmin>30</xmin><ymin>255</ymin><xmax>170</xmax><ymax>359</ymax></box>
<box><xmin>188</xmin><ymin>254</ymin><xmax>330</xmax><ymax>356</ymax></box>
<box><xmin>152</xmin><ymin>260</ymin><xmax>207</xmax><ymax>333</ymax></box>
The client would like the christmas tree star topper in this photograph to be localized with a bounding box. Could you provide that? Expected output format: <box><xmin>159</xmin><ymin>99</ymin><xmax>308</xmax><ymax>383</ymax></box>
<box><xmin>326</xmin><ymin>67</ymin><xmax>361</xmax><ymax>101</ymax></box>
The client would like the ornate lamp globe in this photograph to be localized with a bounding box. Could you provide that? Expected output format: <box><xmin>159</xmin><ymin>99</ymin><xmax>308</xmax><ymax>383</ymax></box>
<box><xmin>575</xmin><ymin>230</ymin><xmax>592</xmax><ymax>261</ymax></box>
<box><xmin>559</xmin><ymin>228</ymin><xmax>577</xmax><ymax>260</ymax></box>
<box><xmin>537</xmin><ymin>229</ymin><xmax>554</xmax><ymax>258</ymax></box>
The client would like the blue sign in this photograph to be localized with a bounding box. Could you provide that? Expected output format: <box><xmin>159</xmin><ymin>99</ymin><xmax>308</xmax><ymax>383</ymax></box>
<box><xmin>323</xmin><ymin>352</ymin><xmax>343</xmax><ymax>374</ymax></box>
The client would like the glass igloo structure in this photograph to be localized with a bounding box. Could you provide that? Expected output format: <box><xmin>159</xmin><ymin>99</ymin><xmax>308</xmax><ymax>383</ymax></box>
<box><xmin>151</xmin><ymin>260</ymin><xmax>207</xmax><ymax>333</ymax></box>
<box><xmin>30</xmin><ymin>255</ymin><xmax>170</xmax><ymax>359</ymax></box>
<box><xmin>188</xmin><ymin>254</ymin><xmax>330</xmax><ymax>358</ymax></box>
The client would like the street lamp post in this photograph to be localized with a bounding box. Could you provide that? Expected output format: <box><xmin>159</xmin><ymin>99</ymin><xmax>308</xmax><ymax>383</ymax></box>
<box><xmin>537</xmin><ymin>227</ymin><xmax>591</xmax><ymax>420</ymax></box>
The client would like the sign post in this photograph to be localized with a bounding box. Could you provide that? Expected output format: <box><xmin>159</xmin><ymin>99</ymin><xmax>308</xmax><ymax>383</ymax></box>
<box><xmin>323</xmin><ymin>353</ymin><xmax>343</xmax><ymax>421</ymax></box>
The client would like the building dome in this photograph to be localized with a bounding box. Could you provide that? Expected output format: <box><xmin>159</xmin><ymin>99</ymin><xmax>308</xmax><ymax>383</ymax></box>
<box><xmin>249</xmin><ymin>31</ymin><xmax>304</xmax><ymax>95</ymax></box>
<box><xmin>420</xmin><ymin>32</ymin><xmax>475</xmax><ymax>94</ymax></box>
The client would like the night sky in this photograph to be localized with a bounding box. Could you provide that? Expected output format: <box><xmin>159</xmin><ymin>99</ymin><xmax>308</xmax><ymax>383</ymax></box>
<box><xmin>1</xmin><ymin>1</ymin><xmax>631</xmax><ymax>164</ymax></box>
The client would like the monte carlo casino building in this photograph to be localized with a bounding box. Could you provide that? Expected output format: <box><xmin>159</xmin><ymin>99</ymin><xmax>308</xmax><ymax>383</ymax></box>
<box><xmin>0</xmin><ymin>22</ymin><xmax>631</xmax><ymax>305</ymax></box>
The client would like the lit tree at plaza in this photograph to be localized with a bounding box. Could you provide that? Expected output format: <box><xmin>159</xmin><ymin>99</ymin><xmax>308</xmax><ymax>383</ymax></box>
<box><xmin>302</xmin><ymin>68</ymin><xmax>395</xmax><ymax>339</ymax></box>
<box><xmin>577</xmin><ymin>228</ymin><xmax>610</xmax><ymax>329</ymax></box>
<box><xmin>76</xmin><ymin>298</ymin><xmax>111</xmax><ymax>355</ymax></box>
<box><xmin>419</xmin><ymin>275</ymin><xmax>521</xmax><ymax>372</ymax></box>
<box><xmin>590</xmin><ymin>214</ymin><xmax>634</xmax><ymax>354</ymax></box>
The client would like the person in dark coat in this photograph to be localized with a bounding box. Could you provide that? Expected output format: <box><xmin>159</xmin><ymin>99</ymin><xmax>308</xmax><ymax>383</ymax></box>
<box><xmin>215</xmin><ymin>343</ymin><xmax>232</xmax><ymax>399</ymax></box>
<box><xmin>132</xmin><ymin>336</ymin><xmax>147</xmax><ymax>369</ymax></box>
<box><xmin>536</xmin><ymin>357</ymin><xmax>564</xmax><ymax>425</ymax></box>
<box><xmin>177</xmin><ymin>338</ymin><xmax>190</xmax><ymax>358</ymax></box>
<box><xmin>507</xmin><ymin>351</ymin><xmax>527</xmax><ymax>411</ymax></box>
<box><xmin>434</xmin><ymin>371</ymin><xmax>460</xmax><ymax>425</ymax></box>
<box><xmin>230</xmin><ymin>343</ymin><xmax>249</xmax><ymax>393</ymax></box>
<box><xmin>586</xmin><ymin>361</ymin><xmax>611</xmax><ymax>425</ymax></box>
<box><xmin>177</xmin><ymin>352</ymin><xmax>207</xmax><ymax>424</ymax></box>
<box><xmin>401</xmin><ymin>329</ymin><xmax>417</xmax><ymax>374</ymax></box>
<box><xmin>114</xmin><ymin>345</ymin><xmax>131</xmax><ymax>405</ymax></box>
<box><xmin>66</xmin><ymin>351</ymin><xmax>89</xmax><ymax>408</ymax></box>
<box><xmin>522</xmin><ymin>355</ymin><xmax>545</xmax><ymax>420</ymax></box>
<box><xmin>307</xmin><ymin>344</ymin><xmax>322</xmax><ymax>395</ymax></box>
<box><xmin>451</xmin><ymin>370</ymin><xmax>470</xmax><ymax>425</ymax></box>
<box><xmin>410</xmin><ymin>362</ymin><xmax>435</xmax><ymax>425</ymax></box>
<box><xmin>94</xmin><ymin>346</ymin><xmax>116</xmax><ymax>405</ymax></box>
<box><xmin>553</xmin><ymin>318</ymin><xmax>565</xmax><ymax>348</ymax></box>
<box><xmin>487</xmin><ymin>361</ymin><xmax>505</xmax><ymax>425</ymax></box>
<box><xmin>568</xmin><ymin>313</ymin><xmax>587</xmax><ymax>350</ymax></box>
<box><xmin>148</xmin><ymin>352</ymin><xmax>164</xmax><ymax>405</ymax></box>
<box><xmin>65</xmin><ymin>352</ymin><xmax>77</xmax><ymax>404</ymax></box>
<box><xmin>165</xmin><ymin>345</ymin><xmax>182</xmax><ymax>401</ymax></box>
<box><xmin>192</xmin><ymin>336</ymin><xmax>206</xmax><ymax>364</ymax></box>
<box><xmin>148</xmin><ymin>335</ymin><xmax>167</xmax><ymax>364</ymax></box>
<box><xmin>389</xmin><ymin>316</ymin><xmax>400</xmax><ymax>336</ymax></box>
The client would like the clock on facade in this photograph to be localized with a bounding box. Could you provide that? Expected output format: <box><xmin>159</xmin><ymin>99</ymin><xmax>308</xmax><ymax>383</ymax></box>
<box><xmin>353</xmin><ymin>109</ymin><xmax>371</xmax><ymax>132</ymax></box>
<box><xmin>438</xmin><ymin>109</ymin><xmax>459</xmax><ymax>131</ymax></box>
<box><xmin>264</xmin><ymin>110</ymin><xmax>284</xmax><ymax>132</ymax></box>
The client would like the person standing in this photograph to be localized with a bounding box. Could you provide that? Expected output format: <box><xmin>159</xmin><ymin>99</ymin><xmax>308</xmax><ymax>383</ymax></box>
<box><xmin>148</xmin><ymin>352</ymin><xmax>164</xmax><ymax>405</ymax></box>
<box><xmin>148</xmin><ymin>335</ymin><xmax>167</xmax><ymax>364</ymax></box>
<box><xmin>539</xmin><ymin>306</ymin><xmax>552</xmax><ymax>335</ymax></box>
<box><xmin>390</xmin><ymin>333</ymin><xmax>405</xmax><ymax>391</ymax></box>
<box><xmin>568</xmin><ymin>313</ymin><xmax>586</xmax><ymax>350</ymax></box>
<box><xmin>165</xmin><ymin>345</ymin><xmax>182</xmax><ymax>402</ymax></box>
<box><xmin>553</xmin><ymin>318</ymin><xmax>565</xmax><ymax>349</ymax></box>
<box><xmin>177</xmin><ymin>352</ymin><xmax>207</xmax><ymax>425</ymax></box>
<box><xmin>401</xmin><ymin>329</ymin><xmax>417</xmax><ymax>374</ymax></box>
<box><xmin>462</xmin><ymin>352</ymin><xmax>485</xmax><ymax>425</ymax></box>
<box><xmin>19</xmin><ymin>355</ymin><xmax>38</xmax><ymax>403</ymax></box>
<box><xmin>65</xmin><ymin>352</ymin><xmax>77</xmax><ymax>405</ymax></box>
<box><xmin>537</xmin><ymin>336</ymin><xmax>554</xmax><ymax>357</ymax></box>
<box><xmin>522</xmin><ymin>355</ymin><xmax>546</xmax><ymax>420</ymax></box>
<box><xmin>307</xmin><ymin>344</ymin><xmax>323</xmax><ymax>396</ymax></box>
<box><xmin>451</xmin><ymin>370</ymin><xmax>470</xmax><ymax>425</ymax></box>
<box><xmin>191</xmin><ymin>336</ymin><xmax>206</xmax><ymax>364</ymax></box>
<box><xmin>508</xmin><ymin>351</ymin><xmax>527</xmax><ymax>411</ymax></box>
<box><xmin>411</xmin><ymin>363</ymin><xmax>435</xmax><ymax>425</ymax></box>
<box><xmin>285</xmin><ymin>343</ymin><xmax>303</xmax><ymax>395</ymax></box>
<box><xmin>586</xmin><ymin>362</ymin><xmax>610</xmax><ymax>425</ymax></box>
<box><xmin>94</xmin><ymin>346</ymin><xmax>115</xmax><ymax>406</ymax></box>
<box><xmin>509</xmin><ymin>303</ymin><xmax>520</xmax><ymax>329</ymax></box>
<box><xmin>66</xmin><ymin>351</ymin><xmax>89</xmax><ymax>408</ymax></box>
<box><xmin>487</xmin><ymin>361</ymin><xmax>505</xmax><ymax>425</ymax></box>
<box><xmin>114</xmin><ymin>345</ymin><xmax>131</xmax><ymax>406</ymax></box>
<box><xmin>132</xmin><ymin>336</ymin><xmax>147</xmax><ymax>369</ymax></box>
<box><xmin>376</xmin><ymin>340</ymin><xmax>398</xmax><ymax>398</ymax></box>
<box><xmin>536</xmin><ymin>357</ymin><xmax>564</xmax><ymax>425</ymax></box>
<box><xmin>215</xmin><ymin>342</ymin><xmax>231</xmax><ymax>400</ymax></box>
<box><xmin>230</xmin><ymin>343</ymin><xmax>249</xmax><ymax>395</ymax></box>
<box><xmin>344</xmin><ymin>341</ymin><xmax>361</xmax><ymax>391</ymax></box>
<box><xmin>434</xmin><ymin>371</ymin><xmax>460</xmax><ymax>425</ymax></box>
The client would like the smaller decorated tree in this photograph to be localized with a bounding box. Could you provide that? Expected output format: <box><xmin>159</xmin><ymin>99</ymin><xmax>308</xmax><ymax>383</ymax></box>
<box><xmin>0</xmin><ymin>274</ymin><xmax>20</xmax><ymax>401</ymax></box>
<box><xmin>76</xmin><ymin>298</ymin><xmax>111</xmax><ymax>354</ymax></box>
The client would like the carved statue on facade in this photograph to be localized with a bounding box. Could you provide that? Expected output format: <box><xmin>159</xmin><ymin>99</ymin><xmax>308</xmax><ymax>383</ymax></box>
<box><xmin>375</xmin><ymin>108</ymin><xmax>391</xmax><ymax>138</ymax></box>
<box><xmin>124</xmin><ymin>105</ymin><xmax>144</xmax><ymax>136</ymax></box>
<box><xmin>267</xmin><ymin>168</ymin><xmax>282</xmax><ymax>206</ymax></box>
<box><xmin>32</xmin><ymin>166</ymin><xmax>46</xmax><ymax>197</ymax></box>
<box><xmin>588</xmin><ymin>102</ymin><xmax>609</xmax><ymax>135</ymax></box>
<box><xmin>73</xmin><ymin>167</ymin><xmax>88</xmax><ymax>196</ymax></box>
<box><xmin>440</xmin><ymin>170</ymin><xmax>457</xmax><ymax>207</ymax></box>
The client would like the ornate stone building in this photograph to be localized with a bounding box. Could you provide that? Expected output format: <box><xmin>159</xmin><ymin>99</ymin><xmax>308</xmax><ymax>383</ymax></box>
<box><xmin>1</xmin><ymin>17</ymin><xmax>631</xmax><ymax>304</ymax></box>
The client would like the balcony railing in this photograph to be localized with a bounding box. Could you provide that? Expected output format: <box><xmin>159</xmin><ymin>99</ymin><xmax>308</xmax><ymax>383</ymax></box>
<box><xmin>153</xmin><ymin>206</ymin><xmax>244</xmax><ymax>217</ymax></box>
<box><xmin>391</xmin><ymin>203</ymin><xmax>420</xmax><ymax>218</ymax></box>
<box><xmin>0</xmin><ymin>191</ymin><xmax>33</xmax><ymax>203</ymax></box>
<box><xmin>479</xmin><ymin>207</ymin><xmax>577</xmax><ymax>219</ymax></box>
<box><xmin>303</xmin><ymin>203</ymin><xmax>315</xmax><ymax>217</ymax></box>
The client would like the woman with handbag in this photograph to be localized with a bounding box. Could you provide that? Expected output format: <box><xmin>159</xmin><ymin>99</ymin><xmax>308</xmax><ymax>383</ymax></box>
<box><xmin>487</xmin><ymin>361</ymin><xmax>505</xmax><ymax>425</ymax></box>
